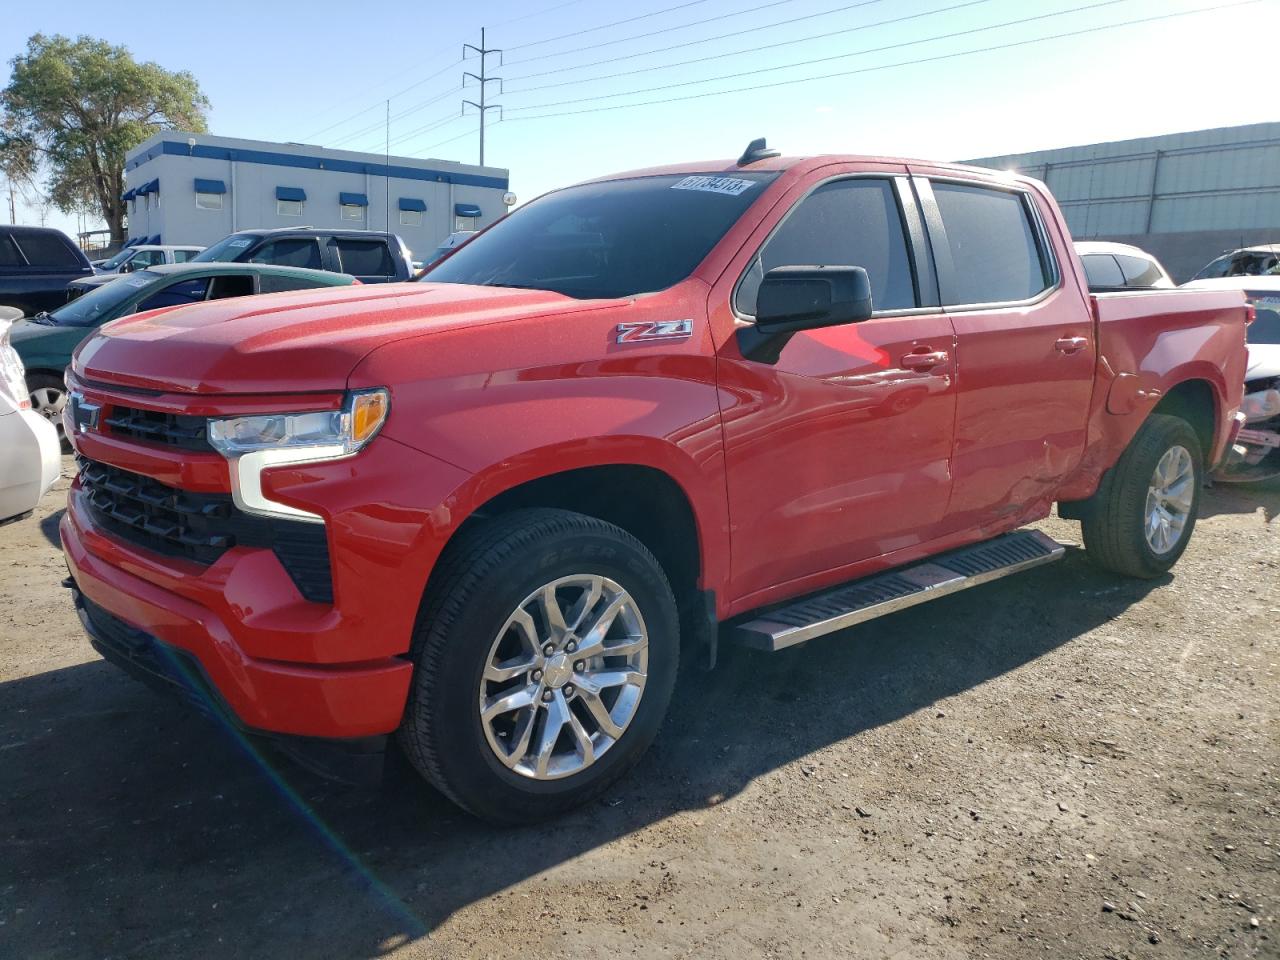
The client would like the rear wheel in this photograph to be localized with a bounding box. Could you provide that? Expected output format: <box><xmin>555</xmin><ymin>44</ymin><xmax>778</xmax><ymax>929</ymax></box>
<box><xmin>398</xmin><ymin>508</ymin><xmax>679</xmax><ymax>823</ymax></box>
<box><xmin>1081</xmin><ymin>413</ymin><xmax>1203</xmax><ymax>578</ymax></box>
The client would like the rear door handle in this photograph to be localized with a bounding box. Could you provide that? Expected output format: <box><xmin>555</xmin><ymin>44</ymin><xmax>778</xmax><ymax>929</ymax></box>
<box><xmin>901</xmin><ymin>349</ymin><xmax>949</xmax><ymax>370</ymax></box>
<box><xmin>1055</xmin><ymin>336</ymin><xmax>1089</xmax><ymax>354</ymax></box>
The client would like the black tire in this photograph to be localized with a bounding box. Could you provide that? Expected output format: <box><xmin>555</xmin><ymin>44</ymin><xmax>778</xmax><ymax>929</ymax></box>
<box><xmin>1080</xmin><ymin>413</ymin><xmax>1203</xmax><ymax>578</ymax></box>
<box><xmin>398</xmin><ymin>508</ymin><xmax>679</xmax><ymax>824</ymax></box>
<box><xmin>26</xmin><ymin>372</ymin><xmax>69</xmax><ymax>448</ymax></box>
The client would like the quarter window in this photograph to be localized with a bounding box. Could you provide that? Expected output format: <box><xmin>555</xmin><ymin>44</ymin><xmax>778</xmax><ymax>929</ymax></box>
<box><xmin>1116</xmin><ymin>254</ymin><xmax>1165</xmax><ymax>287</ymax></box>
<box><xmin>334</xmin><ymin>239</ymin><xmax>394</xmax><ymax>277</ymax></box>
<box><xmin>14</xmin><ymin>232</ymin><xmax>82</xmax><ymax>268</ymax></box>
<box><xmin>737</xmin><ymin>178</ymin><xmax>917</xmax><ymax>316</ymax></box>
<box><xmin>248</xmin><ymin>238</ymin><xmax>323</xmax><ymax>270</ymax></box>
<box><xmin>1081</xmin><ymin>253</ymin><xmax>1124</xmax><ymax>289</ymax></box>
<box><xmin>931</xmin><ymin>182</ymin><xmax>1051</xmax><ymax>305</ymax></box>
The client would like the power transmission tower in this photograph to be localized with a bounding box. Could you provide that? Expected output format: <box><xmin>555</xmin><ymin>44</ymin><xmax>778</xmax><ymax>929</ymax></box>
<box><xmin>462</xmin><ymin>28</ymin><xmax>503</xmax><ymax>167</ymax></box>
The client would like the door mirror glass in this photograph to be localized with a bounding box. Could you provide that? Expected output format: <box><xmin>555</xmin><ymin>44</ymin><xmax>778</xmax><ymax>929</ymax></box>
<box><xmin>755</xmin><ymin>265</ymin><xmax>873</xmax><ymax>332</ymax></box>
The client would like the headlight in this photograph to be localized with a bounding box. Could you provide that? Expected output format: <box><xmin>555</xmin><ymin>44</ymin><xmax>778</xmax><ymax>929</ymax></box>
<box><xmin>207</xmin><ymin>388</ymin><xmax>389</xmax><ymax>523</ymax></box>
<box><xmin>207</xmin><ymin>388</ymin><xmax>389</xmax><ymax>457</ymax></box>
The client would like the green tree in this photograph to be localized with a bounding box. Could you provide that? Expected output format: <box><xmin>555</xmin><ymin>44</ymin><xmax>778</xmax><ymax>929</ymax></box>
<box><xmin>0</xmin><ymin>34</ymin><xmax>208</xmax><ymax>244</ymax></box>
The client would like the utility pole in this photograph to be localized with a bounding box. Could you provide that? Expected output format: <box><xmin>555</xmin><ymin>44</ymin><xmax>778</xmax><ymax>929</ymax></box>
<box><xmin>463</xmin><ymin>28</ymin><xmax>503</xmax><ymax>167</ymax></box>
<box><xmin>7</xmin><ymin>182</ymin><xmax>14</xmax><ymax>225</ymax></box>
<box><xmin>385</xmin><ymin>99</ymin><xmax>391</xmax><ymax>231</ymax></box>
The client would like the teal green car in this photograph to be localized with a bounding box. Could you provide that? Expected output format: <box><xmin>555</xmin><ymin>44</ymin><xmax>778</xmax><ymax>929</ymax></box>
<box><xmin>13</xmin><ymin>262</ymin><xmax>358</xmax><ymax>438</ymax></box>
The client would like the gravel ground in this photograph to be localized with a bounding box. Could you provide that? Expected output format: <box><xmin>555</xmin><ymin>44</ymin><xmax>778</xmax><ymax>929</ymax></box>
<box><xmin>1</xmin><ymin>454</ymin><xmax>1277</xmax><ymax>959</ymax></box>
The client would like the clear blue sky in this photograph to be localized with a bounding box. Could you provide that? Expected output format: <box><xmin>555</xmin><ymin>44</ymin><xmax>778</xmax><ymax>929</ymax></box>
<box><xmin>4</xmin><ymin>0</ymin><xmax>1275</xmax><ymax>238</ymax></box>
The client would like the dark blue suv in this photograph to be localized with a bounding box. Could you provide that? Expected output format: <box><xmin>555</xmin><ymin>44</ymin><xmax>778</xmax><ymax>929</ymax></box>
<box><xmin>0</xmin><ymin>226</ymin><xmax>94</xmax><ymax>315</ymax></box>
<box><xmin>190</xmin><ymin>227</ymin><xmax>414</xmax><ymax>283</ymax></box>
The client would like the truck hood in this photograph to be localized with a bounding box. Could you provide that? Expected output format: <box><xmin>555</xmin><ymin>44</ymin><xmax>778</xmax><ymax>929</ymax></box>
<box><xmin>72</xmin><ymin>282</ymin><xmax>614</xmax><ymax>394</ymax></box>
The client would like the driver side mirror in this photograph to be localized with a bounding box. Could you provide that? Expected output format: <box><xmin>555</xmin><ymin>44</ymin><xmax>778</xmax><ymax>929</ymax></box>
<box><xmin>738</xmin><ymin>265</ymin><xmax>874</xmax><ymax>363</ymax></box>
<box><xmin>118</xmin><ymin>260</ymin><xmax>135</xmax><ymax>273</ymax></box>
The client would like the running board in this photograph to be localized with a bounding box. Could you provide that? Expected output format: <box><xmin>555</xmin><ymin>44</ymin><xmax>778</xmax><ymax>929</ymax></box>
<box><xmin>733</xmin><ymin>530</ymin><xmax>1065</xmax><ymax>652</ymax></box>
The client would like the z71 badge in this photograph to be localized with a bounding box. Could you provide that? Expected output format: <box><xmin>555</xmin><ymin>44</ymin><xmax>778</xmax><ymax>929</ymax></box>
<box><xmin>615</xmin><ymin>319</ymin><xmax>694</xmax><ymax>344</ymax></box>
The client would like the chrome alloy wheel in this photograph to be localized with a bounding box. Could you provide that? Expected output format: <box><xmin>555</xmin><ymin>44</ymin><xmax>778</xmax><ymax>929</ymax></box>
<box><xmin>30</xmin><ymin>385</ymin><xmax>66</xmax><ymax>427</ymax></box>
<box><xmin>479</xmin><ymin>574</ymin><xmax>649</xmax><ymax>781</ymax></box>
<box><xmin>1144</xmin><ymin>444</ymin><xmax>1194</xmax><ymax>555</ymax></box>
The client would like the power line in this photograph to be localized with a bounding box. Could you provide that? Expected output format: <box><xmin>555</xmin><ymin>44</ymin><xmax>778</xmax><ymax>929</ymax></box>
<box><xmin>505</xmin><ymin>0</ymin><xmax>716</xmax><ymax>51</ymax></box>
<box><xmin>389</xmin><ymin>111</ymin><xmax>465</xmax><ymax>150</ymax></box>
<box><xmin>505</xmin><ymin>0</ymin><xmax>1133</xmax><ymax>112</ymax></box>
<box><xmin>296</xmin><ymin>55</ymin><xmax>462</xmax><ymax>142</ymax></box>
<box><xmin>505</xmin><ymin>0</ymin><xmax>998</xmax><ymax>96</ymax></box>
<box><xmin>505</xmin><ymin>0</ymin><xmax>802</xmax><ymax>66</ymax></box>
<box><xmin>328</xmin><ymin>85</ymin><xmax>462</xmax><ymax>149</ymax></box>
<box><xmin>417</xmin><ymin>125</ymin><xmax>484</xmax><ymax>155</ymax></box>
<box><xmin>503</xmin><ymin>0</ymin><xmax>1256</xmax><ymax>123</ymax></box>
<box><xmin>501</xmin><ymin>0</ymin><xmax>592</xmax><ymax>26</ymax></box>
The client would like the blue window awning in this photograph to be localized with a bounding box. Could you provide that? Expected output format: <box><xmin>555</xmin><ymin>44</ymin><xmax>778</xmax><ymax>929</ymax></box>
<box><xmin>121</xmin><ymin>188</ymin><xmax>136</xmax><ymax>202</ymax></box>
<box><xmin>145</xmin><ymin>234</ymin><xmax>160</xmax><ymax>244</ymax></box>
<box><xmin>137</xmin><ymin>178</ymin><xmax>159</xmax><ymax>195</ymax></box>
<box><xmin>398</xmin><ymin>197</ymin><xmax>426</xmax><ymax>212</ymax></box>
<box><xmin>276</xmin><ymin>186</ymin><xmax>306</xmax><ymax>202</ymax></box>
<box><xmin>454</xmin><ymin>203</ymin><xmax>481</xmax><ymax>217</ymax></box>
<box><xmin>340</xmin><ymin>192</ymin><xmax>369</xmax><ymax>207</ymax></box>
<box><xmin>123</xmin><ymin>237</ymin><xmax>137</xmax><ymax>247</ymax></box>
<box><xmin>194</xmin><ymin>178</ymin><xmax>226</xmax><ymax>194</ymax></box>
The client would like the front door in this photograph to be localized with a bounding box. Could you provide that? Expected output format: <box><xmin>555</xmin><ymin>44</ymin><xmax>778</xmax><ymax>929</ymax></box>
<box><xmin>910</xmin><ymin>173</ymin><xmax>1095</xmax><ymax>533</ymax></box>
<box><xmin>715</xmin><ymin>173</ymin><xmax>958</xmax><ymax>605</ymax></box>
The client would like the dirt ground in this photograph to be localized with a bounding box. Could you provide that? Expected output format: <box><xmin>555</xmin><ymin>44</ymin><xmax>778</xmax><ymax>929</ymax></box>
<box><xmin>1</xmin><ymin>454</ymin><xmax>1277</xmax><ymax>960</ymax></box>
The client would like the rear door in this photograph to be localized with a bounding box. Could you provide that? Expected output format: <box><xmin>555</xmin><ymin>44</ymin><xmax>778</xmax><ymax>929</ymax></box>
<box><xmin>716</xmin><ymin>170</ymin><xmax>959</xmax><ymax>603</ymax></box>
<box><xmin>911</xmin><ymin>172</ymin><xmax>1094</xmax><ymax>533</ymax></box>
<box><xmin>246</xmin><ymin>237</ymin><xmax>325</xmax><ymax>271</ymax></box>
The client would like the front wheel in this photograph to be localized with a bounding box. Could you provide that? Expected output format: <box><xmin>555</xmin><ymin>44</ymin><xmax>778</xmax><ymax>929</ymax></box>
<box><xmin>398</xmin><ymin>509</ymin><xmax>679</xmax><ymax>823</ymax></box>
<box><xmin>1081</xmin><ymin>413</ymin><xmax>1203</xmax><ymax>578</ymax></box>
<box><xmin>27</xmin><ymin>373</ymin><xmax>68</xmax><ymax>446</ymax></box>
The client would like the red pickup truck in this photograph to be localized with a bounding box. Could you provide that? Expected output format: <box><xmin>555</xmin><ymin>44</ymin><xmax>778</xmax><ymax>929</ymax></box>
<box><xmin>61</xmin><ymin>142</ymin><xmax>1248</xmax><ymax>823</ymax></box>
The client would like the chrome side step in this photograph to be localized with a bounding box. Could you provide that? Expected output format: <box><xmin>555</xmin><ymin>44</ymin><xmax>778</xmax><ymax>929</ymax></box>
<box><xmin>733</xmin><ymin>530</ymin><xmax>1066</xmax><ymax>652</ymax></box>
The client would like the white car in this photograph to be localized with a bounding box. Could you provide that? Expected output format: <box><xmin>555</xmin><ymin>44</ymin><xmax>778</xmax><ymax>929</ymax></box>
<box><xmin>0</xmin><ymin>307</ymin><xmax>60</xmax><ymax>523</ymax></box>
<box><xmin>1189</xmin><ymin>244</ymin><xmax>1280</xmax><ymax>282</ymax></box>
<box><xmin>94</xmin><ymin>244</ymin><xmax>204</xmax><ymax>275</ymax></box>
<box><xmin>1180</xmin><ymin>276</ymin><xmax>1280</xmax><ymax>480</ymax></box>
<box><xmin>1074</xmin><ymin>241</ymin><xmax>1175</xmax><ymax>291</ymax></box>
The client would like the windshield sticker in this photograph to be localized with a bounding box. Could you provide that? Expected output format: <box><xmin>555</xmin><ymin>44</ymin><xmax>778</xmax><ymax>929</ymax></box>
<box><xmin>126</xmin><ymin>277</ymin><xmax>150</xmax><ymax>287</ymax></box>
<box><xmin>671</xmin><ymin>175</ymin><xmax>757</xmax><ymax>197</ymax></box>
<box><xmin>228</xmin><ymin>238</ymin><xmax>253</xmax><ymax>248</ymax></box>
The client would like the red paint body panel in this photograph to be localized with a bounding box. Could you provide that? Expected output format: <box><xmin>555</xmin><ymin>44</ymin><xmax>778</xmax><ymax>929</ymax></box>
<box><xmin>62</xmin><ymin>154</ymin><xmax>1249</xmax><ymax>740</ymax></box>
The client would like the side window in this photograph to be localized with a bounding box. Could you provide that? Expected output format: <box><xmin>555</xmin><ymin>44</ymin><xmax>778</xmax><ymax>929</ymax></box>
<box><xmin>0</xmin><ymin>234</ymin><xmax>23</xmax><ymax>267</ymax></box>
<box><xmin>736</xmin><ymin>178</ymin><xmax>917</xmax><ymax>316</ymax></box>
<box><xmin>132</xmin><ymin>250</ymin><xmax>164</xmax><ymax>268</ymax></box>
<box><xmin>259</xmin><ymin>274</ymin><xmax>328</xmax><ymax>294</ymax></box>
<box><xmin>249</xmin><ymin>239</ymin><xmax>323</xmax><ymax>270</ymax></box>
<box><xmin>1193</xmin><ymin>255</ymin><xmax>1231</xmax><ymax>280</ymax></box>
<box><xmin>13</xmin><ymin>232</ymin><xmax>81</xmax><ymax>269</ymax></box>
<box><xmin>208</xmin><ymin>275</ymin><xmax>256</xmax><ymax>299</ymax></box>
<box><xmin>137</xmin><ymin>278</ymin><xmax>210</xmax><ymax>311</ymax></box>
<box><xmin>334</xmin><ymin>239</ymin><xmax>395</xmax><ymax>277</ymax></box>
<box><xmin>931</xmin><ymin>182</ymin><xmax>1051</xmax><ymax>305</ymax></box>
<box><xmin>1081</xmin><ymin>254</ymin><xmax>1124</xmax><ymax>289</ymax></box>
<box><xmin>173</xmin><ymin>249</ymin><xmax>199</xmax><ymax>263</ymax></box>
<box><xmin>1116</xmin><ymin>254</ymin><xmax>1165</xmax><ymax>287</ymax></box>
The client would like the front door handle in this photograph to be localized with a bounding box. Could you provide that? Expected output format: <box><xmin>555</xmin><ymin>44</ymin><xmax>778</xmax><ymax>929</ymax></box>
<box><xmin>1055</xmin><ymin>336</ymin><xmax>1089</xmax><ymax>354</ymax></box>
<box><xmin>901</xmin><ymin>349</ymin><xmax>949</xmax><ymax>370</ymax></box>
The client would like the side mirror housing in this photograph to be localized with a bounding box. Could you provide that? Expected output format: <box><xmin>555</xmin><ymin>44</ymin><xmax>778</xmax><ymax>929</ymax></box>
<box><xmin>739</xmin><ymin>265</ymin><xmax>874</xmax><ymax>363</ymax></box>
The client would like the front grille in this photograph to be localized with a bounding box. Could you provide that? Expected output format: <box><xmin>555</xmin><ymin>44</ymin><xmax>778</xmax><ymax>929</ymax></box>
<box><xmin>77</xmin><ymin>456</ymin><xmax>333</xmax><ymax>602</ymax></box>
<box><xmin>103</xmin><ymin>404</ymin><xmax>213</xmax><ymax>452</ymax></box>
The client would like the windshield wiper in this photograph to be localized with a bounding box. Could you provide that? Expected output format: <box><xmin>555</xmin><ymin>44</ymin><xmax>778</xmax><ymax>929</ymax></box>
<box><xmin>26</xmin><ymin>311</ymin><xmax>58</xmax><ymax>326</ymax></box>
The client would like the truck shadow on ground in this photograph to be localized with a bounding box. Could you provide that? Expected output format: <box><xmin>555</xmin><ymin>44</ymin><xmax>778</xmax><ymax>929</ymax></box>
<box><xmin>0</xmin><ymin>545</ymin><xmax>1171</xmax><ymax>960</ymax></box>
<box><xmin>1201</xmin><ymin>476</ymin><xmax>1280</xmax><ymax>521</ymax></box>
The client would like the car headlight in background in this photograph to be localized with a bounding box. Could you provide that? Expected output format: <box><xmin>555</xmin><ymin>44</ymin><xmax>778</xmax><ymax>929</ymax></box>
<box><xmin>207</xmin><ymin>388</ymin><xmax>389</xmax><ymax>522</ymax></box>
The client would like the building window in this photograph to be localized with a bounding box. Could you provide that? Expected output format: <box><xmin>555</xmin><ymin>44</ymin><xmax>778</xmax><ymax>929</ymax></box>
<box><xmin>194</xmin><ymin>178</ymin><xmax>226</xmax><ymax>212</ymax></box>
<box><xmin>339</xmin><ymin>192</ymin><xmax>368</xmax><ymax>222</ymax></box>
<box><xmin>454</xmin><ymin>203</ymin><xmax>481</xmax><ymax>233</ymax></box>
<box><xmin>341</xmin><ymin>204</ymin><xmax>364</xmax><ymax>221</ymax></box>
<box><xmin>454</xmin><ymin>216</ymin><xmax>477</xmax><ymax>232</ymax></box>
<box><xmin>196</xmin><ymin>192</ymin><xmax>223</xmax><ymax>210</ymax></box>
<box><xmin>400</xmin><ymin>209</ymin><xmax>422</xmax><ymax>227</ymax></box>
<box><xmin>275</xmin><ymin>186</ymin><xmax>306</xmax><ymax>218</ymax></box>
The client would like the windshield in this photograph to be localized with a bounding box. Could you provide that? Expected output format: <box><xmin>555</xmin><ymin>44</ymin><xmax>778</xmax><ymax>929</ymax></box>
<box><xmin>48</xmin><ymin>273</ymin><xmax>156</xmax><ymax>327</ymax></box>
<box><xmin>99</xmin><ymin>248</ymin><xmax>135</xmax><ymax>270</ymax></box>
<box><xmin>1248</xmin><ymin>294</ymin><xmax>1280</xmax><ymax>345</ymax></box>
<box><xmin>423</xmin><ymin>172</ymin><xmax>778</xmax><ymax>299</ymax></box>
<box><xmin>191</xmin><ymin>233</ymin><xmax>257</xmax><ymax>262</ymax></box>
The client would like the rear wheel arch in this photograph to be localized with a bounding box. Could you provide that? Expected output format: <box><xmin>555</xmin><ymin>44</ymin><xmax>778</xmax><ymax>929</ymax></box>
<box><xmin>1151</xmin><ymin>378</ymin><xmax>1218</xmax><ymax>463</ymax></box>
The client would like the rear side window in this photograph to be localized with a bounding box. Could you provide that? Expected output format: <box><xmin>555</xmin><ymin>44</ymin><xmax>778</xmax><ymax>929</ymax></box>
<box><xmin>173</xmin><ymin>249</ymin><xmax>199</xmax><ymax>263</ymax></box>
<box><xmin>1116</xmin><ymin>254</ymin><xmax>1165</xmax><ymax>287</ymax></box>
<box><xmin>1192</xmin><ymin>255</ymin><xmax>1231</xmax><ymax>281</ymax></box>
<box><xmin>334</xmin><ymin>239</ymin><xmax>394</xmax><ymax>277</ymax></box>
<box><xmin>138</xmin><ymin>278</ymin><xmax>210</xmax><ymax>311</ymax></box>
<box><xmin>931</xmin><ymin>183</ymin><xmax>1051</xmax><ymax>305</ymax></box>
<box><xmin>259</xmin><ymin>274</ymin><xmax>331</xmax><ymax>293</ymax></box>
<box><xmin>737</xmin><ymin>178</ymin><xmax>916</xmax><ymax>315</ymax></box>
<box><xmin>13</xmin><ymin>232</ymin><xmax>81</xmax><ymax>269</ymax></box>
<box><xmin>249</xmin><ymin>238</ymin><xmax>323</xmax><ymax>270</ymax></box>
<box><xmin>1081</xmin><ymin>253</ymin><xmax>1124</xmax><ymax>289</ymax></box>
